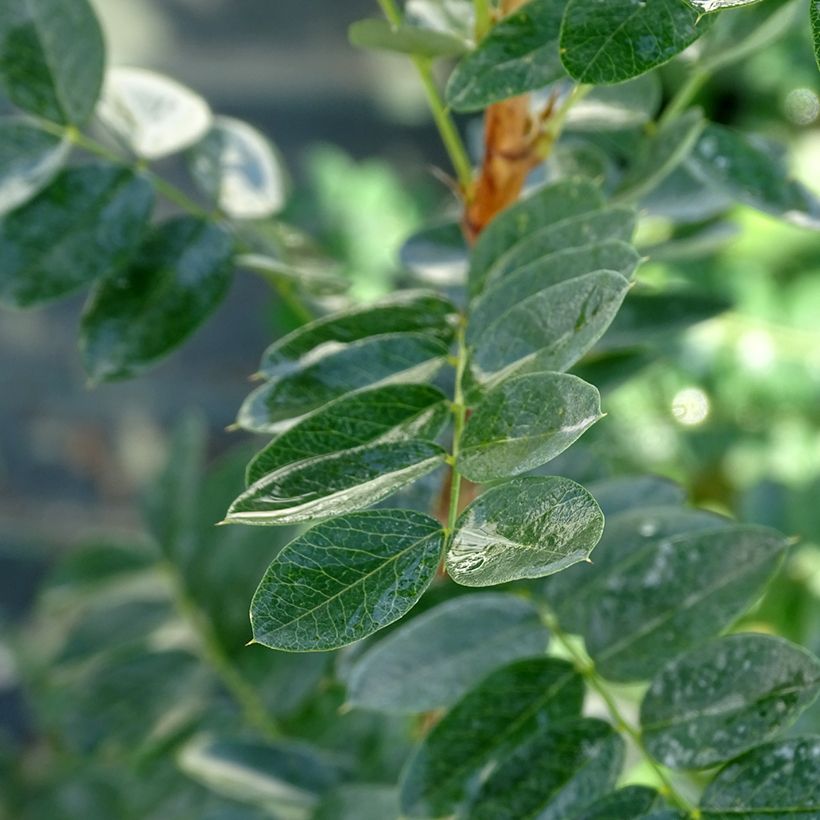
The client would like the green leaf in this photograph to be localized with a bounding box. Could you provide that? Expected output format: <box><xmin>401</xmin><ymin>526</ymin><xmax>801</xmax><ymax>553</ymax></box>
<box><xmin>484</xmin><ymin>207</ymin><xmax>637</xmax><ymax>285</ymax></box>
<box><xmin>250</xmin><ymin>509</ymin><xmax>443</xmax><ymax>651</ymax></box>
<box><xmin>566</xmin><ymin>75</ymin><xmax>662</xmax><ymax>131</ymax></box>
<box><xmin>700</xmin><ymin>737</ymin><xmax>820</xmax><ymax>817</ymax></box>
<box><xmin>458</xmin><ymin>373</ymin><xmax>602</xmax><ymax>483</ymax></box>
<box><xmin>239</xmin><ymin>333</ymin><xmax>450</xmax><ymax>434</ymax></box>
<box><xmin>97</xmin><ymin>67</ymin><xmax>212</xmax><ymax>160</ymax></box>
<box><xmin>190</xmin><ymin>116</ymin><xmax>288</xmax><ymax>220</ymax></box>
<box><xmin>687</xmin><ymin>123</ymin><xmax>820</xmax><ymax>229</ymax></box>
<box><xmin>469</xmin><ymin>240</ymin><xmax>641</xmax><ymax>337</ymax></box>
<box><xmin>346</xmin><ymin>593</ymin><xmax>549</xmax><ymax>712</ymax></box>
<box><xmin>0</xmin><ymin>0</ymin><xmax>105</xmax><ymax>124</ymax></box>
<box><xmin>468</xmin><ymin>718</ymin><xmax>625</xmax><ymax>820</ymax></box>
<box><xmin>178</xmin><ymin>736</ymin><xmax>342</xmax><ymax>816</ymax></box>
<box><xmin>470</xmin><ymin>178</ymin><xmax>605</xmax><ymax>295</ymax></box>
<box><xmin>585</xmin><ymin>525</ymin><xmax>790</xmax><ymax>681</ymax></box>
<box><xmin>314</xmin><ymin>785</ymin><xmax>400</xmax><ymax>820</ymax></box>
<box><xmin>448</xmin><ymin>476</ymin><xmax>605</xmax><ymax>586</ymax></box>
<box><xmin>571</xmin><ymin>786</ymin><xmax>663</xmax><ymax>819</ymax></box>
<box><xmin>0</xmin><ymin>164</ymin><xmax>154</xmax><ymax>309</ymax></box>
<box><xmin>348</xmin><ymin>18</ymin><xmax>470</xmax><ymax>58</ymax></box>
<box><xmin>560</xmin><ymin>0</ymin><xmax>711</xmax><ymax>85</ymax></box>
<box><xmin>81</xmin><ymin>216</ymin><xmax>235</xmax><ymax>382</ymax></box>
<box><xmin>614</xmin><ymin>108</ymin><xmax>706</xmax><ymax>203</ymax></box>
<box><xmin>690</xmin><ymin>0</ymin><xmax>763</xmax><ymax>10</ymax></box>
<box><xmin>572</xmin><ymin>348</ymin><xmax>653</xmax><ymax>394</ymax></box>
<box><xmin>0</xmin><ymin>117</ymin><xmax>69</xmax><ymax>214</ymax></box>
<box><xmin>470</xmin><ymin>270</ymin><xmax>631</xmax><ymax>383</ymax></box>
<box><xmin>542</xmin><ymin>506</ymin><xmax>732</xmax><ymax>635</ymax></box>
<box><xmin>226</xmin><ymin>440</ymin><xmax>446</xmax><ymax>525</ymax></box>
<box><xmin>813</xmin><ymin>0</ymin><xmax>820</xmax><ymax>70</ymax></box>
<box><xmin>641</xmin><ymin>633</ymin><xmax>820</xmax><ymax>770</ymax></box>
<box><xmin>586</xmin><ymin>476</ymin><xmax>686</xmax><ymax>517</ymax></box>
<box><xmin>400</xmin><ymin>658</ymin><xmax>584</xmax><ymax>818</ymax></box>
<box><xmin>246</xmin><ymin>383</ymin><xmax>449</xmax><ymax>485</ymax></box>
<box><xmin>399</xmin><ymin>220</ymin><xmax>467</xmax><ymax>288</ymax></box>
<box><xmin>238</xmin><ymin>252</ymin><xmax>347</xmax><ymax>297</ymax></box>
<box><xmin>259</xmin><ymin>291</ymin><xmax>456</xmax><ymax>378</ymax></box>
<box><xmin>445</xmin><ymin>0</ymin><xmax>565</xmax><ymax>112</ymax></box>
<box><xmin>405</xmin><ymin>0</ymin><xmax>475</xmax><ymax>41</ymax></box>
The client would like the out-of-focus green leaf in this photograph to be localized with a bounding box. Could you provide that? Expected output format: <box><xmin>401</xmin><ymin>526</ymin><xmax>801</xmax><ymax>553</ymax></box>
<box><xmin>566</xmin><ymin>75</ymin><xmax>662</xmax><ymax>131</ymax></box>
<box><xmin>445</xmin><ymin>0</ymin><xmax>565</xmax><ymax>111</ymax></box>
<box><xmin>571</xmin><ymin>786</ymin><xmax>662</xmax><ymax>819</ymax></box>
<box><xmin>0</xmin><ymin>0</ymin><xmax>105</xmax><ymax>124</ymax></box>
<box><xmin>0</xmin><ymin>165</ymin><xmax>153</xmax><ymax>309</ymax></box>
<box><xmin>81</xmin><ymin>217</ymin><xmax>235</xmax><ymax>382</ymax></box>
<box><xmin>586</xmin><ymin>476</ymin><xmax>687</xmax><ymax>517</ymax></box>
<box><xmin>250</xmin><ymin>509</ymin><xmax>443</xmax><ymax>651</ymax></box>
<box><xmin>349</xmin><ymin>18</ymin><xmax>469</xmax><ymax>58</ymax></box>
<box><xmin>399</xmin><ymin>220</ymin><xmax>467</xmax><ymax>287</ymax></box>
<box><xmin>346</xmin><ymin>593</ymin><xmax>549</xmax><ymax>712</ymax></box>
<box><xmin>458</xmin><ymin>372</ymin><xmax>602</xmax><ymax>482</ymax></box>
<box><xmin>813</xmin><ymin>0</ymin><xmax>820</xmax><ymax>70</ymax></box>
<box><xmin>314</xmin><ymin>785</ymin><xmax>400</xmax><ymax>820</ymax></box>
<box><xmin>690</xmin><ymin>0</ymin><xmax>764</xmax><ymax>10</ymax></box>
<box><xmin>641</xmin><ymin>634</ymin><xmax>820</xmax><ymax>769</ymax></box>
<box><xmin>400</xmin><ymin>658</ymin><xmax>584</xmax><ymax>818</ymax></box>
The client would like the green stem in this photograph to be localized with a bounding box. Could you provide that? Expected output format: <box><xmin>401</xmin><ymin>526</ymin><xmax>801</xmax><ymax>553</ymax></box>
<box><xmin>540</xmin><ymin>607</ymin><xmax>698</xmax><ymax>816</ymax></box>
<box><xmin>164</xmin><ymin>561</ymin><xmax>282</xmax><ymax>741</ymax></box>
<box><xmin>474</xmin><ymin>0</ymin><xmax>492</xmax><ymax>40</ymax></box>
<box><xmin>377</xmin><ymin>0</ymin><xmax>474</xmax><ymax>193</ymax></box>
<box><xmin>446</xmin><ymin>318</ymin><xmax>469</xmax><ymax>537</ymax></box>
<box><xmin>659</xmin><ymin>69</ymin><xmax>708</xmax><ymax>127</ymax></box>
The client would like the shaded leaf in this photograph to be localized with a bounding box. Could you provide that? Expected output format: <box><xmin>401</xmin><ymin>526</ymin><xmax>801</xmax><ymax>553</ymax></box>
<box><xmin>690</xmin><ymin>0</ymin><xmax>763</xmax><ymax>9</ymax></box>
<box><xmin>446</xmin><ymin>0</ymin><xmax>565</xmax><ymax>112</ymax></box>
<box><xmin>314</xmin><ymin>785</ymin><xmax>400</xmax><ymax>820</ymax></box>
<box><xmin>566</xmin><ymin>75</ymin><xmax>662</xmax><ymax>131</ymax></box>
<box><xmin>349</xmin><ymin>18</ymin><xmax>469</xmax><ymax>58</ymax></box>
<box><xmin>400</xmin><ymin>658</ymin><xmax>584</xmax><ymax>818</ymax></box>
<box><xmin>250</xmin><ymin>509</ymin><xmax>443</xmax><ymax>651</ymax></box>
<box><xmin>586</xmin><ymin>475</ymin><xmax>686</xmax><ymax>518</ymax></box>
<box><xmin>0</xmin><ymin>117</ymin><xmax>69</xmax><ymax>215</ymax></box>
<box><xmin>190</xmin><ymin>116</ymin><xmax>288</xmax><ymax>220</ymax></box>
<box><xmin>700</xmin><ymin>737</ymin><xmax>820</xmax><ymax>817</ymax></box>
<box><xmin>641</xmin><ymin>633</ymin><xmax>820</xmax><ymax>769</ymax></box>
<box><xmin>239</xmin><ymin>333</ymin><xmax>450</xmax><ymax>434</ymax></box>
<box><xmin>458</xmin><ymin>372</ymin><xmax>602</xmax><ymax>483</ymax></box>
<box><xmin>346</xmin><ymin>593</ymin><xmax>549</xmax><ymax>712</ymax></box>
<box><xmin>0</xmin><ymin>164</ymin><xmax>153</xmax><ymax>309</ymax></box>
<box><xmin>227</xmin><ymin>440</ymin><xmax>446</xmax><ymax>525</ymax></box>
<box><xmin>246</xmin><ymin>383</ymin><xmax>449</xmax><ymax>485</ymax></box>
<box><xmin>448</xmin><ymin>476</ymin><xmax>605</xmax><ymax>586</ymax></box>
<box><xmin>560</xmin><ymin>0</ymin><xmax>711</xmax><ymax>85</ymax></box>
<box><xmin>0</xmin><ymin>0</ymin><xmax>105</xmax><ymax>124</ymax></box>
<box><xmin>97</xmin><ymin>67</ymin><xmax>212</xmax><ymax>160</ymax></box>
<box><xmin>814</xmin><ymin>0</ymin><xmax>820</xmax><ymax>70</ymax></box>
<box><xmin>81</xmin><ymin>216</ymin><xmax>234</xmax><ymax>382</ymax></box>
<box><xmin>571</xmin><ymin>785</ymin><xmax>662</xmax><ymax>819</ymax></box>
<box><xmin>399</xmin><ymin>220</ymin><xmax>467</xmax><ymax>287</ymax></box>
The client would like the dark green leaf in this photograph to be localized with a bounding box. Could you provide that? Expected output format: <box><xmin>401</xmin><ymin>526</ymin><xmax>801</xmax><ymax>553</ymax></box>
<box><xmin>560</xmin><ymin>0</ymin><xmax>711</xmax><ymax>85</ymax></box>
<box><xmin>585</xmin><ymin>525</ymin><xmax>790</xmax><ymax>681</ymax></box>
<box><xmin>615</xmin><ymin>108</ymin><xmax>705</xmax><ymax>202</ymax></box>
<box><xmin>471</xmin><ymin>270</ymin><xmax>631</xmax><ymax>383</ymax></box>
<box><xmin>571</xmin><ymin>785</ymin><xmax>662</xmax><ymax>819</ymax></box>
<box><xmin>700</xmin><ymin>737</ymin><xmax>820</xmax><ymax>817</ymax></box>
<box><xmin>469</xmin><ymin>718</ymin><xmax>625</xmax><ymax>820</ymax></box>
<box><xmin>566</xmin><ymin>75</ymin><xmax>662</xmax><ymax>131</ymax></box>
<box><xmin>0</xmin><ymin>0</ymin><xmax>105</xmax><ymax>124</ymax></box>
<box><xmin>572</xmin><ymin>348</ymin><xmax>653</xmax><ymax>394</ymax></box>
<box><xmin>470</xmin><ymin>178</ymin><xmax>605</xmax><ymax>295</ymax></box>
<box><xmin>227</xmin><ymin>440</ymin><xmax>446</xmax><ymax>525</ymax></box>
<box><xmin>484</xmin><ymin>207</ymin><xmax>637</xmax><ymax>284</ymax></box>
<box><xmin>246</xmin><ymin>383</ymin><xmax>449</xmax><ymax>485</ymax></box>
<box><xmin>239</xmin><ymin>333</ymin><xmax>450</xmax><ymax>433</ymax></box>
<box><xmin>448</xmin><ymin>476</ymin><xmax>605</xmax><ymax>586</ymax></box>
<box><xmin>259</xmin><ymin>291</ymin><xmax>456</xmax><ymax>378</ymax></box>
<box><xmin>314</xmin><ymin>785</ymin><xmax>400</xmax><ymax>820</ymax></box>
<box><xmin>400</xmin><ymin>658</ymin><xmax>584</xmax><ymax>818</ymax></box>
<box><xmin>0</xmin><ymin>164</ymin><xmax>154</xmax><ymax>309</ymax></box>
<box><xmin>189</xmin><ymin>116</ymin><xmax>288</xmax><ymax>219</ymax></box>
<box><xmin>688</xmin><ymin>123</ymin><xmax>820</xmax><ymax>229</ymax></box>
<box><xmin>346</xmin><ymin>593</ymin><xmax>549</xmax><ymax>712</ymax></box>
<box><xmin>81</xmin><ymin>216</ymin><xmax>235</xmax><ymax>382</ymax></box>
<box><xmin>349</xmin><ymin>18</ymin><xmax>469</xmax><ymax>58</ymax></box>
<box><xmin>445</xmin><ymin>0</ymin><xmax>565</xmax><ymax>112</ymax></box>
<box><xmin>250</xmin><ymin>509</ymin><xmax>443</xmax><ymax>651</ymax></box>
<box><xmin>586</xmin><ymin>475</ymin><xmax>686</xmax><ymax>517</ymax></box>
<box><xmin>458</xmin><ymin>373</ymin><xmax>602</xmax><ymax>482</ymax></box>
<box><xmin>0</xmin><ymin>117</ymin><xmax>69</xmax><ymax>214</ymax></box>
<box><xmin>641</xmin><ymin>633</ymin><xmax>820</xmax><ymax>769</ymax></box>
<box><xmin>813</xmin><ymin>0</ymin><xmax>820</xmax><ymax>70</ymax></box>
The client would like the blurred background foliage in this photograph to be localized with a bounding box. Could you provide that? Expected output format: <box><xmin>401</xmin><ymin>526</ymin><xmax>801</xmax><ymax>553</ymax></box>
<box><xmin>1</xmin><ymin>0</ymin><xmax>819</xmax><ymax>816</ymax></box>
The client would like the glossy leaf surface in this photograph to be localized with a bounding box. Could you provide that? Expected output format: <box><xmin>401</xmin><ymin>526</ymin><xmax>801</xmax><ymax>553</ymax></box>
<box><xmin>0</xmin><ymin>165</ymin><xmax>153</xmax><ymax>309</ymax></box>
<box><xmin>81</xmin><ymin>217</ymin><xmax>234</xmax><ymax>382</ymax></box>
<box><xmin>400</xmin><ymin>658</ymin><xmax>584</xmax><ymax>818</ymax></box>
<box><xmin>349</xmin><ymin>18</ymin><xmax>469</xmax><ymax>58</ymax></box>
<box><xmin>250</xmin><ymin>510</ymin><xmax>443</xmax><ymax>651</ymax></box>
<box><xmin>445</xmin><ymin>0</ymin><xmax>565</xmax><ymax>111</ymax></box>
<box><xmin>346</xmin><ymin>593</ymin><xmax>549</xmax><ymax>712</ymax></box>
<box><xmin>0</xmin><ymin>0</ymin><xmax>105</xmax><ymax>124</ymax></box>
<box><xmin>448</xmin><ymin>476</ymin><xmax>605</xmax><ymax>586</ymax></box>
<box><xmin>641</xmin><ymin>633</ymin><xmax>820</xmax><ymax>769</ymax></box>
<box><xmin>227</xmin><ymin>440</ymin><xmax>446</xmax><ymax>525</ymax></box>
<box><xmin>458</xmin><ymin>373</ymin><xmax>602</xmax><ymax>483</ymax></box>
